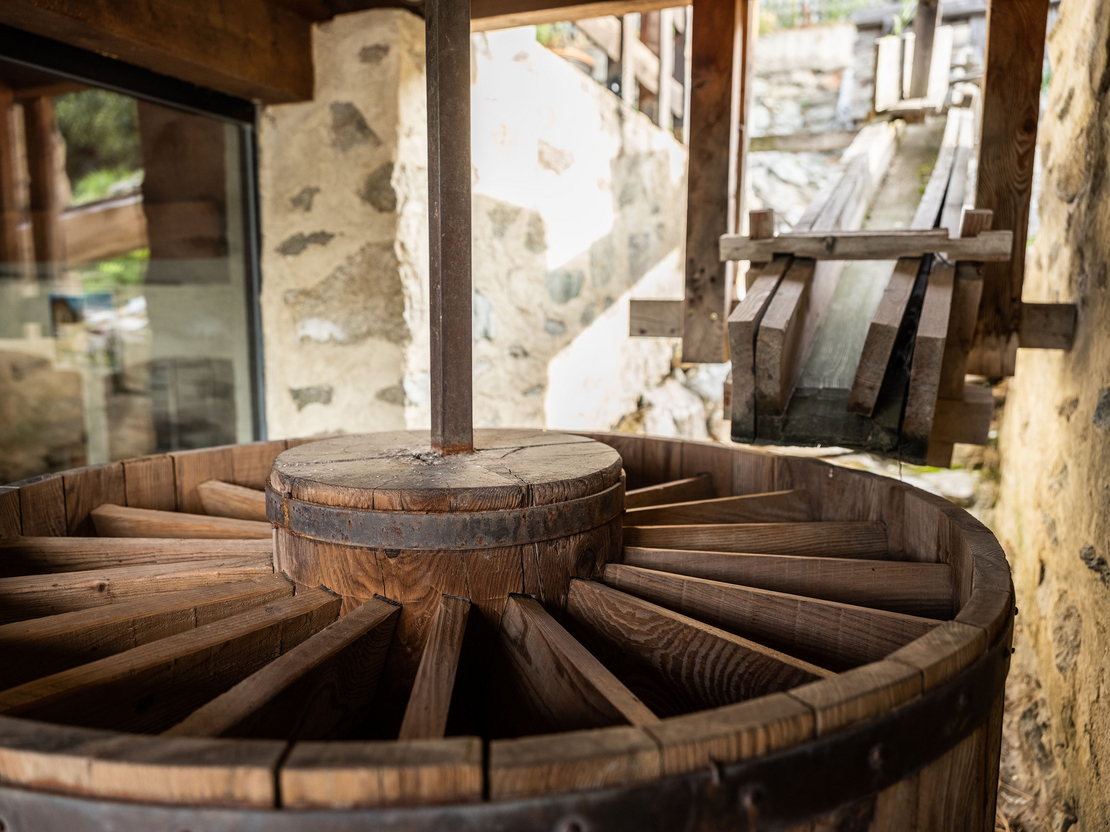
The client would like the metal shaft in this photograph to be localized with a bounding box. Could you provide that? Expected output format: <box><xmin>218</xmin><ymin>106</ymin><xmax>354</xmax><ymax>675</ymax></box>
<box><xmin>426</xmin><ymin>0</ymin><xmax>474</xmax><ymax>455</ymax></box>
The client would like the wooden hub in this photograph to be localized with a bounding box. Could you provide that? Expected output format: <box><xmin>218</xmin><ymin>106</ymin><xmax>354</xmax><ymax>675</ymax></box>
<box><xmin>267</xmin><ymin>429</ymin><xmax>624</xmax><ymax>733</ymax></box>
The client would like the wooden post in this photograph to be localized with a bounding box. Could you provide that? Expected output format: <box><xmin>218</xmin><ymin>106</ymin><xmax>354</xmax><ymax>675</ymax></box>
<box><xmin>24</xmin><ymin>96</ymin><xmax>66</xmax><ymax>274</ymax></box>
<box><xmin>682</xmin><ymin>6</ymin><xmax>693</xmax><ymax>145</ymax></box>
<box><xmin>908</xmin><ymin>0</ymin><xmax>940</xmax><ymax>100</ymax></box>
<box><xmin>969</xmin><ymin>0</ymin><xmax>1050</xmax><ymax>376</ymax></box>
<box><xmin>620</xmin><ymin>14</ymin><xmax>638</xmax><ymax>109</ymax></box>
<box><xmin>426</xmin><ymin>0</ymin><xmax>474</xmax><ymax>454</ymax></box>
<box><xmin>0</xmin><ymin>84</ymin><xmax>23</xmax><ymax>266</ymax></box>
<box><xmin>682</xmin><ymin>0</ymin><xmax>747</xmax><ymax>364</ymax></box>
<box><xmin>656</xmin><ymin>9</ymin><xmax>674</xmax><ymax>132</ymax></box>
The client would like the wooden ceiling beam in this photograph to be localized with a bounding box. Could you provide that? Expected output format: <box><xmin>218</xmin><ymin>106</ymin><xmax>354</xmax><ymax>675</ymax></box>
<box><xmin>0</xmin><ymin>0</ymin><xmax>314</xmax><ymax>104</ymax></box>
<box><xmin>471</xmin><ymin>0</ymin><xmax>676</xmax><ymax>31</ymax></box>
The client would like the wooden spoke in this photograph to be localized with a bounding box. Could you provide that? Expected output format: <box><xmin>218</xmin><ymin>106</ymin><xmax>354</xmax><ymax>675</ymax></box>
<box><xmin>622</xmin><ymin>521</ymin><xmax>888</xmax><ymax>558</ymax></box>
<box><xmin>488</xmin><ymin>594</ymin><xmax>658</xmax><ymax>737</ymax></box>
<box><xmin>0</xmin><ymin>556</ymin><xmax>274</xmax><ymax>625</ymax></box>
<box><xmin>166</xmin><ymin>596</ymin><xmax>399</xmax><ymax>740</ymax></box>
<box><xmin>623</xmin><ymin>489</ymin><xmax>809</xmax><ymax>526</ymax></box>
<box><xmin>566</xmin><ymin>579</ymin><xmax>829</xmax><ymax>717</ymax></box>
<box><xmin>398</xmin><ymin>595</ymin><xmax>470</xmax><ymax>741</ymax></box>
<box><xmin>0</xmin><ymin>588</ymin><xmax>340</xmax><ymax>733</ymax></box>
<box><xmin>90</xmin><ymin>504</ymin><xmax>271</xmax><ymax>539</ymax></box>
<box><xmin>622</xmin><ymin>548</ymin><xmax>954</xmax><ymax>619</ymax></box>
<box><xmin>280</xmin><ymin>737</ymin><xmax>482</xmax><ymax>809</ymax></box>
<box><xmin>197</xmin><ymin>480</ymin><xmax>268</xmax><ymax>523</ymax></box>
<box><xmin>624</xmin><ymin>475</ymin><xmax>713</xmax><ymax>510</ymax></box>
<box><xmin>603</xmin><ymin>564</ymin><xmax>938</xmax><ymax>672</ymax></box>
<box><xmin>0</xmin><ymin>536</ymin><xmax>272</xmax><ymax>578</ymax></box>
<box><xmin>0</xmin><ymin>576</ymin><xmax>294</xmax><ymax>689</ymax></box>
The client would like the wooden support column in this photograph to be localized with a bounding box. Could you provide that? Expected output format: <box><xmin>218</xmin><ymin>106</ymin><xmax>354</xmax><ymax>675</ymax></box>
<box><xmin>621</xmin><ymin>14</ymin><xmax>638</xmax><ymax>108</ymax></box>
<box><xmin>682</xmin><ymin>0</ymin><xmax>747</xmax><ymax>364</ymax></box>
<box><xmin>656</xmin><ymin>9</ymin><xmax>674</xmax><ymax>131</ymax></box>
<box><xmin>23</xmin><ymin>96</ymin><xmax>65</xmax><ymax>274</ymax></box>
<box><xmin>0</xmin><ymin>84</ymin><xmax>23</xmax><ymax>266</ymax></box>
<box><xmin>908</xmin><ymin>0</ymin><xmax>940</xmax><ymax>100</ymax></box>
<box><xmin>969</xmin><ymin>0</ymin><xmax>1050</xmax><ymax>376</ymax></box>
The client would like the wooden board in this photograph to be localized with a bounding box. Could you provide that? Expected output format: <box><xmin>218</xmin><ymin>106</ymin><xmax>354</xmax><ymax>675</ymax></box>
<box><xmin>0</xmin><ymin>556</ymin><xmax>274</xmax><ymax>625</ymax></box>
<box><xmin>0</xmin><ymin>588</ymin><xmax>340</xmax><ymax>733</ymax></box>
<box><xmin>566</xmin><ymin>579</ymin><xmax>828</xmax><ymax>716</ymax></box>
<box><xmin>629</xmin><ymin>298</ymin><xmax>683</xmax><ymax>338</ymax></box>
<box><xmin>1019</xmin><ymin>302</ymin><xmax>1078</xmax><ymax>350</ymax></box>
<box><xmin>902</xmin><ymin>262</ymin><xmax>956</xmax><ymax>452</ymax></box>
<box><xmin>398</xmin><ymin>595</ymin><xmax>470</xmax><ymax>741</ymax></box>
<box><xmin>280</xmin><ymin>736</ymin><xmax>483</xmax><ymax>809</ymax></box>
<box><xmin>728</xmin><ymin>256</ymin><xmax>793</xmax><ymax>440</ymax></box>
<box><xmin>789</xmin><ymin>659</ymin><xmax>921</xmax><ymax>736</ymax></box>
<box><xmin>621</xmin><ymin>547</ymin><xmax>953</xmax><ymax>618</ymax></box>
<box><xmin>121</xmin><ymin>455</ymin><xmax>175</xmax><ymax>511</ymax></box>
<box><xmin>682</xmin><ymin>0</ymin><xmax>746</xmax><ymax>363</ymax></box>
<box><xmin>603</xmin><ymin>564</ymin><xmax>938</xmax><ymax>671</ymax></box>
<box><xmin>720</xmin><ymin>229</ymin><xmax>1012</xmax><ymax>262</ymax></box>
<box><xmin>0</xmin><ymin>487</ymin><xmax>20</xmax><ymax>538</ymax></box>
<box><xmin>166</xmin><ymin>596</ymin><xmax>398</xmax><ymax>740</ymax></box>
<box><xmin>873</xmin><ymin>35</ymin><xmax>902</xmax><ymax>113</ymax></box>
<box><xmin>0</xmin><ymin>536</ymin><xmax>271</xmax><ymax>579</ymax></box>
<box><xmin>755</xmin><ymin>257</ymin><xmax>819</xmax><ymax>415</ymax></box>
<box><xmin>17</xmin><ymin>475</ymin><xmax>66</xmax><ymax>537</ymax></box>
<box><xmin>623</xmin><ymin>475</ymin><xmax>714</xmax><ymax>510</ymax></box>
<box><xmin>197</xmin><ymin>480</ymin><xmax>268</xmax><ymax>522</ymax></box>
<box><xmin>622</xmin><ymin>520</ymin><xmax>889</xmax><ymax>558</ymax></box>
<box><xmin>937</xmin><ymin>211</ymin><xmax>993</xmax><ymax>401</ymax></box>
<box><xmin>62</xmin><ymin>463</ymin><xmax>126</xmax><ymax>536</ymax></box>
<box><xmin>91</xmin><ymin>504</ymin><xmax>271</xmax><ymax>539</ymax></box>
<box><xmin>970</xmin><ymin>0</ymin><xmax>1051</xmax><ymax>376</ymax></box>
<box><xmin>230</xmin><ymin>440</ymin><xmax>287</xmax><ymax>491</ymax></box>
<box><xmin>908</xmin><ymin>0</ymin><xmax>940</xmax><ymax>98</ymax></box>
<box><xmin>171</xmin><ymin>447</ymin><xmax>234</xmax><ymax>515</ymax></box>
<box><xmin>930</xmin><ymin>384</ymin><xmax>993</xmax><ymax>444</ymax></box>
<box><xmin>0</xmin><ymin>576</ymin><xmax>293</xmax><ymax>688</ymax></box>
<box><xmin>488</xmin><ymin>594</ymin><xmax>658</xmax><ymax>737</ymax></box>
<box><xmin>623</xmin><ymin>489</ymin><xmax>809</xmax><ymax>526</ymax></box>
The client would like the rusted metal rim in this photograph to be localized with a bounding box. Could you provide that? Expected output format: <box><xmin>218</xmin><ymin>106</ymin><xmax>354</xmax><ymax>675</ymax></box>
<box><xmin>0</xmin><ymin>621</ymin><xmax>1011</xmax><ymax>832</ymax></box>
<box><xmin>266</xmin><ymin>480</ymin><xmax>625</xmax><ymax>551</ymax></box>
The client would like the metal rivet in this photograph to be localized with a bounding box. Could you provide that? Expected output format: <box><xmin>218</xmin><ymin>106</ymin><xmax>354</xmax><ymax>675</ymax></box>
<box><xmin>710</xmin><ymin>312</ymin><xmax>719</xmax><ymax>321</ymax></box>
<box><xmin>868</xmin><ymin>743</ymin><xmax>883</xmax><ymax>770</ymax></box>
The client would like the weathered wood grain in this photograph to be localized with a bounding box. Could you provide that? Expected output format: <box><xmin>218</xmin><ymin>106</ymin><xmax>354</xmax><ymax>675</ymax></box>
<box><xmin>62</xmin><ymin>463</ymin><xmax>126</xmax><ymax>536</ymax></box>
<box><xmin>197</xmin><ymin>480</ymin><xmax>268</xmax><ymax>522</ymax></box>
<box><xmin>624</xmin><ymin>489</ymin><xmax>809</xmax><ymax>526</ymax></box>
<box><xmin>0</xmin><ymin>536</ymin><xmax>272</xmax><ymax>577</ymax></box>
<box><xmin>623</xmin><ymin>475</ymin><xmax>714</xmax><ymax>510</ymax></box>
<box><xmin>720</xmin><ymin>229</ymin><xmax>1011</xmax><ymax>262</ymax></box>
<box><xmin>398</xmin><ymin>595</ymin><xmax>470</xmax><ymax>740</ymax></box>
<box><xmin>622</xmin><ymin>520</ymin><xmax>889</xmax><ymax>558</ymax></box>
<box><xmin>91</xmin><ymin>504</ymin><xmax>271</xmax><ymax>539</ymax></box>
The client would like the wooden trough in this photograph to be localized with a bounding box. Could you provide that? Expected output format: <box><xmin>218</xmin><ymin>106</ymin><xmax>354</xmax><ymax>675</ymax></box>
<box><xmin>0</xmin><ymin>430</ymin><xmax>1012</xmax><ymax>830</ymax></box>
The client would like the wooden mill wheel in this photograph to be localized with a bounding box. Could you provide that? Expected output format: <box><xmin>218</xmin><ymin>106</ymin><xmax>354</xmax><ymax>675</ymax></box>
<box><xmin>0</xmin><ymin>431</ymin><xmax>1012</xmax><ymax>831</ymax></box>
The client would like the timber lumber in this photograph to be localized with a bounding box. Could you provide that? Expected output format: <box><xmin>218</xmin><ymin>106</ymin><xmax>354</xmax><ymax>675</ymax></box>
<box><xmin>909</xmin><ymin>0</ymin><xmax>940</xmax><ymax>100</ymax></box>
<box><xmin>629</xmin><ymin>298</ymin><xmax>683</xmax><ymax>338</ymax></box>
<box><xmin>91</xmin><ymin>504</ymin><xmax>271</xmax><ymax>539</ymax></box>
<box><xmin>622</xmin><ymin>520</ymin><xmax>889</xmax><ymax>558</ymax></box>
<box><xmin>398</xmin><ymin>595</ymin><xmax>470</xmax><ymax>741</ymax></box>
<box><xmin>623</xmin><ymin>489</ymin><xmax>809</xmax><ymax>526</ymax></box>
<box><xmin>969</xmin><ymin>0</ymin><xmax>1051</xmax><ymax>376</ymax></box>
<box><xmin>929</xmin><ymin>384</ymin><xmax>993</xmax><ymax>445</ymax></box>
<box><xmin>624</xmin><ymin>475</ymin><xmax>714</xmax><ymax>509</ymax></box>
<box><xmin>848</xmin><ymin>109</ymin><xmax>963</xmax><ymax>417</ymax></box>
<box><xmin>719</xmin><ymin>229</ymin><xmax>1012</xmax><ymax>263</ymax></box>
<box><xmin>1019</xmin><ymin>302</ymin><xmax>1078</xmax><ymax>350</ymax></box>
<box><xmin>0</xmin><ymin>0</ymin><xmax>314</xmax><ymax>103</ymax></box>
<box><xmin>901</xmin><ymin>261</ymin><xmax>956</xmax><ymax>454</ymax></box>
<box><xmin>471</xmin><ymin>0</ymin><xmax>675</xmax><ymax>31</ymax></box>
<box><xmin>197</xmin><ymin>480</ymin><xmax>268</xmax><ymax>523</ymax></box>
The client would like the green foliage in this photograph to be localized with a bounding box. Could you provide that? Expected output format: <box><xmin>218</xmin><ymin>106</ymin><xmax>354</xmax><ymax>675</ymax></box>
<box><xmin>71</xmin><ymin>166</ymin><xmax>143</xmax><ymax>206</ymax></box>
<box><xmin>893</xmin><ymin>0</ymin><xmax>917</xmax><ymax>36</ymax></box>
<box><xmin>77</xmin><ymin>248</ymin><xmax>149</xmax><ymax>294</ymax></box>
<box><xmin>54</xmin><ymin>89</ymin><xmax>142</xmax><ymax>189</ymax></box>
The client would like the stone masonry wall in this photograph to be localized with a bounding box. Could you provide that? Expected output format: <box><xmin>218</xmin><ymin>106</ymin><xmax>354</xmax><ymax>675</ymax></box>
<box><xmin>995</xmin><ymin>0</ymin><xmax>1110</xmax><ymax>827</ymax></box>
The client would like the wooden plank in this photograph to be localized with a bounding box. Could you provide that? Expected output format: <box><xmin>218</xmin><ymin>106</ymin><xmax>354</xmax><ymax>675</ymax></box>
<box><xmin>489</xmin><ymin>725</ymin><xmax>660</xmax><ymax>798</ymax></box>
<box><xmin>638</xmin><ymin>437</ymin><xmax>684</xmax><ymax>485</ymax></box>
<box><xmin>0</xmin><ymin>0</ymin><xmax>313</xmax><ymax>104</ymax></box>
<box><xmin>682</xmin><ymin>0</ymin><xmax>745</xmax><ymax>363</ymax></box>
<box><xmin>0</xmin><ymin>556</ymin><xmax>273</xmax><ymax>625</ymax></box>
<box><xmin>0</xmin><ymin>536</ymin><xmax>272</xmax><ymax>578</ymax></box>
<box><xmin>729</xmin><ymin>256</ymin><xmax>793</xmax><ymax>440</ymax></box>
<box><xmin>937</xmin><ymin>210</ymin><xmax>994</xmax><ymax>401</ymax></box>
<box><xmin>888</xmin><ymin>619</ymin><xmax>987</xmax><ymax>691</ymax></box>
<box><xmin>969</xmin><ymin>0</ymin><xmax>1051</xmax><ymax>376</ymax></box>
<box><xmin>0</xmin><ymin>588</ymin><xmax>340</xmax><ymax>733</ymax></box>
<box><xmin>621</xmin><ymin>547</ymin><xmax>954</xmax><ymax>618</ymax></box>
<box><xmin>939</xmin><ymin>111</ymin><xmax>977</xmax><ymax>239</ymax></box>
<box><xmin>197</xmin><ymin>480</ymin><xmax>268</xmax><ymax>522</ymax></box>
<box><xmin>720</xmin><ymin>229</ymin><xmax>1012</xmax><ymax>262</ymax></box>
<box><xmin>678</xmin><ymin>440</ymin><xmax>735</xmax><ymax>497</ymax></box>
<box><xmin>282</xmin><ymin>737</ymin><xmax>482</xmax><ymax>809</ymax></box>
<box><xmin>873</xmin><ymin>35</ymin><xmax>902</xmax><ymax>113</ymax></box>
<box><xmin>1019</xmin><ymin>302</ymin><xmax>1078</xmax><ymax>350</ymax></box>
<box><xmin>165</xmin><ymin>596</ymin><xmax>398</xmax><ymax>740</ymax></box>
<box><xmin>902</xmin><ymin>262</ymin><xmax>956</xmax><ymax>450</ymax></box>
<box><xmin>0</xmin><ymin>487</ymin><xmax>20</xmax><ymax>538</ymax></box>
<box><xmin>61</xmin><ymin>194</ymin><xmax>146</xmax><ymax>263</ymax></box>
<box><xmin>620</xmin><ymin>12</ymin><xmax>637</xmax><ymax>106</ymax></box>
<box><xmin>17</xmin><ymin>475</ymin><xmax>66</xmax><ymax>537</ymax></box>
<box><xmin>489</xmin><ymin>594</ymin><xmax>658</xmax><ymax>736</ymax></box>
<box><xmin>0</xmin><ymin>576</ymin><xmax>293</xmax><ymax>689</ymax></box>
<box><xmin>656</xmin><ymin>8</ymin><xmax>674</xmax><ymax>129</ymax></box>
<box><xmin>750</xmin><ymin>130</ymin><xmax>858</xmax><ymax>154</ymax></box>
<box><xmin>122</xmin><ymin>455</ymin><xmax>176</xmax><ymax>511</ymax></box>
<box><xmin>91</xmin><ymin>504</ymin><xmax>271</xmax><ymax>539</ymax></box>
<box><xmin>788</xmin><ymin>659</ymin><xmax>921</xmax><ymax>736</ymax></box>
<box><xmin>0</xmin><ymin>717</ymin><xmax>285</xmax><ymax>808</ymax></box>
<box><xmin>908</xmin><ymin>0</ymin><xmax>940</xmax><ymax>99</ymax></box>
<box><xmin>62</xmin><ymin>463</ymin><xmax>126</xmax><ymax>536</ymax></box>
<box><xmin>624</xmin><ymin>475</ymin><xmax>713</xmax><ymax>509</ymax></box>
<box><xmin>624</xmin><ymin>489</ymin><xmax>809</xmax><ymax>526</ymax></box>
<box><xmin>398</xmin><ymin>595</ymin><xmax>470</xmax><ymax>740</ymax></box>
<box><xmin>755</xmin><ymin>257</ymin><xmax>818</xmax><ymax>415</ymax></box>
<box><xmin>629</xmin><ymin>298</ymin><xmax>683</xmax><ymax>337</ymax></box>
<box><xmin>230</xmin><ymin>440</ymin><xmax>287</xmax><ymax>491</ymax></box>
<box><xmin>566</xmin><ymin>579</ymin><xmax>828</xmax><ymax>716</ymax></box>
<box><xmin>930</xmin><ymin>384</ymin><xmax>993</xmax><ymax>444</ymax></box>
<box><xmin>622</xmin><ymin>520</ymin><xmax>889</xmax><ymax>558</ymax></box>
<box><xmin>171</xmin><ymin>447</ymin><xmax>234</xmax><ymax>515</ymax></box>
<box><xmin>744</xmin><ymin>207</ymin><xmax>776</xmax><ymax>290</ymax></box>
<box><xmin>471</xmin><ymin>0</ymin><xmax>675</xmax><ymax>31</ymax></box>
<box><xmin>603</xmin><ymin>564</ymin><xmax>938</xmax><ymax>671</ymax></box>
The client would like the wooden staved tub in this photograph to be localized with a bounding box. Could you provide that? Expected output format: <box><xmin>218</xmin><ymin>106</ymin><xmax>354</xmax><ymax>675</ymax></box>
<box><xmin>0</xmin><ymin>431</ymin><xmax>1011</xmax><ymax>831</ymax></box>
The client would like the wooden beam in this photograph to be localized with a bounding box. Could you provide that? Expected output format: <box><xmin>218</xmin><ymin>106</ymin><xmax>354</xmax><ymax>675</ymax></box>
<box><xmin>0</xmin><ymin>0</ymin><xmax>314</xmax><ymax>103</ymax></box>
<box><xmin>929</xmin><ymin>384</ymin><xmax>993</xmax><ymax>445</ymax></box>
<box><xmin>0</xmin><ymin>84</ymin><xmax>23</xmax><ymax>265</ymax></box>
<box><xmin>908</xmin><ymin>0</ymin><xmax>940</xmax><ymax>99</ymax></box>
<box><xmin>682</xmin><ymin>0</ymin><xmax>746</xmax><ymax>363</ymax></box>
<box><xmin>576</xmin><ymin>16</ymin><xmax>684</xmax><ymax>115</ymax></box>
<box><xmin>398</xmin><ymin>595</ymin><xmax>470</xmax><ymax>740</ymax></box>
<box><xmin>969</xmin><ymin>0</ymin><xmax>1051</xmax><ymax>376</ymax></box>
<box><xmin>624</xmin><ymin>489</ymin><xmax>809</xmax><ymax>526</ymax></box>
<box><xmin>61</xmin><ymin>195</ymin><xmax>147</xmax><ymax>263</ymax></box>
<box><xmin>197</xmin><ymin>480</ymin><xmax>268</xmax><ymax>523</ymax></box>
<box><xmin>901</xmin><ymin>262</ymin><xmax>956</xmax><ymax>451</ymax></box>
<box><xmin>622</xmin><ymin>521</ymin><xmax>889</xmax><ymax>558</ymax></box>
<box><xmin>24</xmin><ymin>96</ymin><xmax>65</xmax><ymax>272</ymax></box>
<box><xmin>623</xmin><ymin>475</ymin><xmax>714</xmax><ymax>509</ymax></box>
<box><xmin>873</xmin><ymin>35</ymin><xmax>902</xmax><ymax>113</ymax></box>
<box><xmin>91</xmin><ymin>504</ymin><xmax>271</xmax><ymax>539</ymax></box>
<box><xmin>471</xmin><ymin>0</ymin><xmax>675</xmax><ymax>31</ymax></box>
<box><xmin>750</xmin><ymin>130</ymin><xmax>858</xmax><ymax>154</ymax></box>
<box><xmin>629</xmin><ymin>298</ymin><xmax>683</xmax><ymax>337</ymax></box>
<box><xmin>1019</xmin><ymin>302</ymin><xmax>1078</xmax><ymax>350</ymax></box>
<box><xmin>720</xmin><ymin>229</ymin><xmax>1013</xmax><ymax>263</ymax></box>
<box><xmin>620</xmin><ymin>13</ymin><xmax>637</xmax><ymax>107</ymax></box>
<box><xmin>755</xmin><ymin>257</ymin><xmax>818</xmax><ymax>415</ymax></box>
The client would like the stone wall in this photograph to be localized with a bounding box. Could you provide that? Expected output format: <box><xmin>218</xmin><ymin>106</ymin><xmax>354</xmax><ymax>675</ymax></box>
<box><xmin>258</xmin><ymin>10</ymin><xmax>694</xmax><ymax>440</ymax></box>
<box><xmin>995</xmin><ymin>0</ymin><xmax>1110</xmax><ymax>827</ymax></box>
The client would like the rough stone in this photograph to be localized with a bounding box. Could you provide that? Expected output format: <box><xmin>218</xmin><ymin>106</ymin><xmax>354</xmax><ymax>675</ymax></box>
<box><xmin>545</xmin><ymin>268</ymin><xmax>584</xmax><ymax>304</ymax></box>
<box><xmin>543</xmin><ymin>319</ymin><xmax>567</xmax><ymax>335</ymax></box>
<box><xmin>375</xmin><ymin>384</ymin><xmax>405</xmax><ymax>405</ymax></box>
<box><xmin>290</xmin><ymin>384</ymin><xmax>334</xmax><ymax>410</ymax></box>
<box><xmin>537</xmin><ymin>138</ymin><xmax>574</xmax><ymax>174</ymax></box>
<box><xmin>330</xmin><ymin>101</ymin><xmax>381</xmax><ymax>151</ymax></box>
<box><xmin>1079</xmin><ymin>545</ymin><xmax>1110</xmax><ymax>583</ymax></box>
<box><xmin>291</xmin><ymin>186</ymin><xmax>320</xmax><ymax>212</ymax></box>
<box><xmin>359</xmin><ymin>162</ymin><xmax>397</xmax><ymax>212</ymax></box>
<box><xmin>359</xmin><ymin>44</ymin><xmax>390</xmax><ymax>64</ymax></box>
<box><xmin>1051</xmin><ymin>598</ymin><xmax>1082</xmax><ymax>675</ymax></box>
<box><xmin>1093</xmin><ymin>388</ymin><xmax>1110</xmax><ymax>429</ymax></box>
<box><xmin>276</xmin><ymin>230</ymin><xmax>335</xmax><ymax>256</ymax></box>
